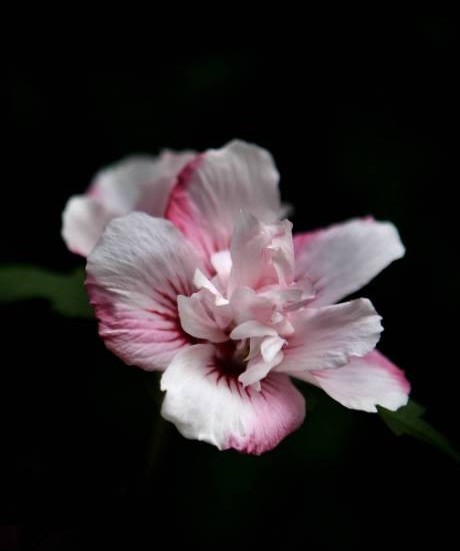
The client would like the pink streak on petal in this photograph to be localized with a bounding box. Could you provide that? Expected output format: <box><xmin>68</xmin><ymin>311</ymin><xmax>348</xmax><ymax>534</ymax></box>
<box><xmin>164</xmin><ymin>154</ymin><xmax>216</xmax><ymax>261</ymax></box>
<box><xmin>86</xmin><ymin>213</ymin><xmax>201</xmax><ymax>371</ymax></box>
<box><xmin>160</xmin><ymin>344</ymin><xmax>305</xmax><ymax>455</ymax></box>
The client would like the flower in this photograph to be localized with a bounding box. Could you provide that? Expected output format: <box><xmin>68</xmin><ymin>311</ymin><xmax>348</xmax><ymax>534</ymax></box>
<box><xmin>62</xmin><ymin>150</ymin><xmax>195</xmax><ymax>256</ymax></box>
<box><xmin>82</xmin><ymin>140</ymin><xmax>410</xmax><ymax>454</ymax></box>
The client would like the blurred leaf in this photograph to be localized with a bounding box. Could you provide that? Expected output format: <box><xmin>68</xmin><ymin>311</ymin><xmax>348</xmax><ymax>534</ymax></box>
<box><xmin>378</xmin><ymin>400</ymin><xmax>460</xmax><ymax>462</ymax></box>
<box><xmin>0</xmin><ymin>264</ymin><xmax>93</xmax><ymax>318</ymax></box>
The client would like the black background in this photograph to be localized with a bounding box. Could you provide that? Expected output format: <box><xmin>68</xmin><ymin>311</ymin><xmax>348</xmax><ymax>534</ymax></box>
<box><xmin>1</xmin><ymin>15</ymin><xmax>459</xmax><ymax>550</ymax></box>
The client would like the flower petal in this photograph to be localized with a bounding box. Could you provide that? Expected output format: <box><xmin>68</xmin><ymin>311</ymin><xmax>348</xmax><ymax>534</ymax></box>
<box><xmin>229</xmin><ymin>212</ymin><xmax>294</xmax><ymax>293</ymax></box>
<box><xmin>165</xmin><ymin>140</ymin><xmax>282</xmax><ymax>260</ymax></box>
<box><xmin>294</xmin><ymin>218</ymin><xmax>405</xmax><ymax>306</ymax></box>
<box><xmin>86</xmin><ymin>212</ymin><xmax>202</xmax><ymax>371</ymax></box>
<box><xmin>306</xmin><ymin>350</ymin><xmax>410</xmax><ymax>412</ymax></box>
<box><xmin>277</xmin><ymin>298</ymin><xmax>382</xmax><ymax>374</ymax></box>
<box><xmin>177</xmin><ymin>293</ymin><xmax>228</xmax><ymax>343</ymax></box>
<box><xmin>62</xmin><ymin>152</ymin><xmax>194</xmax><ymax>257</ymax></box>
<box><xmin>62</xmin><ymin>196</ymin><xmax>114</xmax><ymax>257</ymax></box>
<box><xmin>90</xmin><ymin>153</ymin><xmax>195</xmax><ymax>215</ymax></box>
<box><xmin>160</xmin><ymin>344</ymin><xmax>305</xmax><ymax>454</ymax></box>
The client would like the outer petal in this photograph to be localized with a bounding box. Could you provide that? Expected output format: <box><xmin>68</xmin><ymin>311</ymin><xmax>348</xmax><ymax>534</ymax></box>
<box><xmin>62</xmin><ymin>152</ymin><xmax>194</xmax><ymax>256</ymax></box>
<box><xmin>165</xmin><ymin>140</ymin><xmax>282</xmax><ymax>260</ymax></box>
<box><xmin>293</xmin><ymin>218</ymin><xmax>405</xmax><ymax>307</ymax></box>
<box><xmin>91</xmin><ymin>152</ymin><xmax>195</xmax><ymax>214</ymax></box>
<box><xmin>277</xmin><ymin>299</ymin><xmax>382</xmax><ymax>374</ymax></box>
<box><xmin>160</xmin><ymin>344</ymin><xmax>305</xmax><ymax>454</ymax></box>
<box><xmin>305</xmin><ymin>350</ymin><xmax>410</xmax><ymax>412</ymax></box>
<box><xmin>62</xmin><ymin>196</ymin><xmax>114</xmax><ymax>256</ymax></box>
<box><xmin>86</xmin><ymin>213</ymin><xmax>202</xmax><ymax>371</ymax></box>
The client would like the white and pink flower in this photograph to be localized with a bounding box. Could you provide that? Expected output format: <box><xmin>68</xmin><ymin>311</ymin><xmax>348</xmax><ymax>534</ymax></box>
<box><xmin>63</xmin><ymin>140</ymin><xmax>410</xmax><ymax>454</ymax></box>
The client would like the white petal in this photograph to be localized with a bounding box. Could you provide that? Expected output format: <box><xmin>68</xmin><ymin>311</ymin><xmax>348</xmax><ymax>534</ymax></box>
<box><xmin>86</xmin><ymin>213</ymin><xmax>202</xmax><ymax>371</ymax></box>
<box><xmin>62</xmin><ymin>196</ymin><xmax>114</xmax><ymax>257</ymax></box>
<box><xmin>160</xmin><ymin>344</ymin><xmax>305</xmax><ymax>454</ymax></box>
<box><xmin>306</xmin><ymin>350</ymin><xmax>411</xmax><ymax>412</ymax></box>
<box><xmin>193</xmin><ymin>269</ymin><xmax>229</xmax><ymax>305</ymax></box>
<box><xmin>294</xmin><ymin>218</ymin><xmax>405</xmax><ymax>306</ymax></box>
<box><xmin>277</xmin><ymin>299</ymin><xmax>382</xmax><ymax>374</ymax></box>
<box><xmin>261</xmin><ymin>335</ymin><xmax>286</xmax><ymax>363</ymax></box>
<box><xmin>211</xmin><ymin>250</ymin><xmax>233</xmax><ymax>283</ymax></box>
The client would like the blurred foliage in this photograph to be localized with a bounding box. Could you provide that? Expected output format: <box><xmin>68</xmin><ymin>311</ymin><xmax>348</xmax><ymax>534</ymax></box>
<box><xmin>0</xmin><ymin>264</ymin><xmax>92</xmax><ymax>318</ymax></box>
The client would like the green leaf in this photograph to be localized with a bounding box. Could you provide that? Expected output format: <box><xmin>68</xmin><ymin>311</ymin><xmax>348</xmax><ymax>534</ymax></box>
<box><xmin>0</xmin><ymin>264</ymin><xmax>93</xmax><ymax>318</ymax></box>
<box><xmin>378</xmin><ymin>399</ymin><xmax>460</xmax><ymax>462</ymax></box>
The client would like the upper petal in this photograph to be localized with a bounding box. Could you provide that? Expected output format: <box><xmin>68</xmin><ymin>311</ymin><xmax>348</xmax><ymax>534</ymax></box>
<box><xmin>277</xmin><ymin>298</ymin><xmax>382</xmax><ymax>374</ymax></box>
<box><xmin>294</xmin><ymin>218</ymin><xmax>405</xmax><ymax>306</ymax></box>
<box><xmin>86</xmin><ymin>213</ymin><xmax>202</xmax><ymax>371</ymax></box>
<box><xmin>165</xmin><ymin>140</ymin><xmax>282</xmax><ymax>260</ymax></box>
<box><xmin>160</xmin><ymin>344</ymin><xmax>305</xmax><ymax>455</ymax></box>
<box><xmin>306</xmin><ymin>350</ymin><xmax>410</xmax><ymax>412</ymax></box>
<box><xmin>90</xmin><ymin>152</ymin><xmax>195</xmax><ymax>215</ymax></box>
<box><xmin>62</xmin><ymin>152</ymin><xmax>194</xmax><ymax>257</ymax></box>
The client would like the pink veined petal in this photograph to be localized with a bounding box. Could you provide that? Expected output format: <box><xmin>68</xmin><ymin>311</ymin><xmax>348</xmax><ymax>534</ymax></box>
<box><xmin>86</xmin><ymin>212</ymin><xmax>202</xmax><ymax>371</ymax></box>
<box><xmin>160</xmin><ymin>344</ymin><xmax>305</xmax><ymax>455</ymax></box>
<box><xmin>277</xmin><ymin>298</ymin><xmax>383</xmax><ymax>374</ymax></box>
<box><xmin>165</xmin><ymin>140</ymin><xmax>283</xmax><ymax>261</ymax></box>
<box><xmin>293</xmin><ymin>218</ymin><xmax>405</xmax><ymax>307</ymax></box>
<box><xmin>62</xmin><ymin>152</ymin><xmax>194</xmax><ymax>257</ymax></box>
<box><xmin>305</xmin><ymin>350</ymin><xmax>410</xmax><ymax>412</ymax></box>
<box><xmin>62</xmin><ymin>196</ymin><xmax>114</xmax><ymax>257</ymax></box>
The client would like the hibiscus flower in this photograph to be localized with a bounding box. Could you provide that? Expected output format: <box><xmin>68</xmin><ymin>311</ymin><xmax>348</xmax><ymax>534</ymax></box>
<box><xmin>63</xmin><ymin>140</ymin><xmax>410</xmax><ymax>454</ymax></box>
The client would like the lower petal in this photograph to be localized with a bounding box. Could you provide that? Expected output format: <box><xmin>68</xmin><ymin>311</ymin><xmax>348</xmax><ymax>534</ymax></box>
<box><xmin>306</xmin><ymin>350</ymin><xmax>410</xmax><ymax>412</ymax></box>
<box><xmin>160</xmin><ymin>344</ymin><xmax>305</xmax><ymax>455</ymax></box>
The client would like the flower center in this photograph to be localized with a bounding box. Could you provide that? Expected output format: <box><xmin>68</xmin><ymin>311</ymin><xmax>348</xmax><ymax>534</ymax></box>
<box><xmin>213</xmin><ymin>341</ymin><xmax>247</xmax><ymax>378</ymax></box>
<box><xmin>176</xmin><ymin>216</ymin><xmax>315</xmax><ymax>390</ymax></box>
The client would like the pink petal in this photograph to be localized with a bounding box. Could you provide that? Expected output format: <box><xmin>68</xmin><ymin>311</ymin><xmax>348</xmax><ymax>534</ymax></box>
<box><xmin>277</xmin><ymin>298</ymin><xmax>382</xmax><ymax>374</ymax></box>
<box><xmin>307</xmin><ymin>350</ymin><xmax>410</xmax><ymax>412</ymax></box>
<box><xmin>160</xmin><ymin>344</ymin><xmax>305</xmax><ymax>454</ymax></box>
<box><xmin>294</xmin><ymin>218</ymin><xmax>405</xmax><ymax>307</ymax></box>
<box><xmin>177</xmin><ymin>293</ymin><xmax>228</xmax><ymax>343</ymax></box>
<box><xmin>62</xmin><ymin>152</ymin><xmax>194</xmax><ymax>257</ymax></box>
<box><xmin>230</xmin><ymin>320</ymin><xmax>278</xmax><ymax>340</ymax></box>
<box><xmin>86</xmin><ymin>213</ymin><xmax>202</xmax><ymax>371</ymax></box>
<box><xmin>165</xmin><ymin>140</ymin><xmax>282</xmax><ymax>261</ymax></box>
<box><xmin>229</xmin><ymin>212</ymin><xmax>294</xmax><ymax>293</ymax></box>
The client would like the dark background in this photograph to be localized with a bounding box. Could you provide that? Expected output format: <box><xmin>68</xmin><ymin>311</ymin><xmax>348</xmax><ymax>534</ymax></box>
<box><xmin>1</xmin><ymin>15</ymin><xmax>459</xmax><ymax>549</ymax></box>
